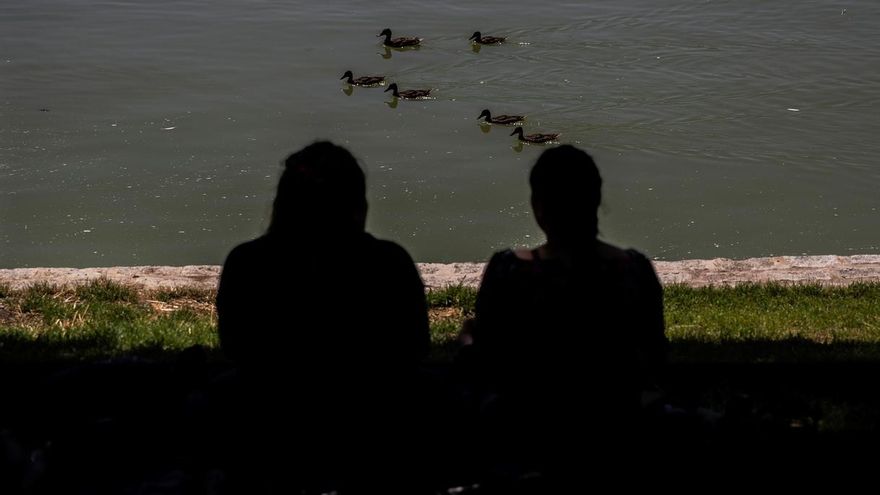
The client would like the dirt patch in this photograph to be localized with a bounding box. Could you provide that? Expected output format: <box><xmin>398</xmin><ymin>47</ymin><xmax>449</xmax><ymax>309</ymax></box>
<box><xmin>0</xmin><ymin>302</ymin><xmax>15</xmax><ymax>326</ymax></box>
<box><xmin>429</xmin><ymin>307</ymin><xmax>465</xmax><ymax>321</ymax></box>
<box><xmin>145</xmin><ymin>298</ymin><xmax>216</xmax><ymax>316</ymax></box>
<box><xmin>0</xmin><ymin>300</ymin><xmax>42</xmax><ymax>329</ymax></box>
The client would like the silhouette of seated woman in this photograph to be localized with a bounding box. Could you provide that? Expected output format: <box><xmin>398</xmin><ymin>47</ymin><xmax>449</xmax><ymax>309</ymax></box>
<box><xmin>465</xmin><ymin>145</ymin><xmax>668</xmax><ymax>474</ymax></box>
<box><xmin>215</xmin><ymin>141</ymin><xmax>430</xmax><ymax>489</ymax></box>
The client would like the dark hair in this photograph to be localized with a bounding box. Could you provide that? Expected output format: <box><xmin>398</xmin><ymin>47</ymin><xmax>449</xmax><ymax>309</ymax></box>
<box><xmin>268</xmin><ymin>141</ymin><xmax>367</xmax><ymax>236</ymax></box>
<box><xmin>529</xmin><ymin>145</ymin><xmax>602</xmax><ymax>239</ymax></box>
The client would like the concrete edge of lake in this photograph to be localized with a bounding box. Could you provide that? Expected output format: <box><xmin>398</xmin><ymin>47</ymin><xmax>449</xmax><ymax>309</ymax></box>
<box><xmin>2</xmin><ymin>255</ymin><xmax>880</xmax><ymax>291</ymax></box>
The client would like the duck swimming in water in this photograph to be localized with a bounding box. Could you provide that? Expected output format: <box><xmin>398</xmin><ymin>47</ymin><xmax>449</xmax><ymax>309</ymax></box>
<box><xmin>384</xmin><ymin>83</ymin><xmax>432</xmax><ymax>99</ymax></box>
<box><xmin>469</xmin><ymin>31</ymin><xmax>506</xmax><ymax>44</ymax></box>
<box><xmin>377</xmin><ymin>28</ymin><xmax>422</xmax><ymax>48</ymax></box>
<box><xmin>478</xmin><ymin>109</ymin><xmax>524</xmax><ymax>125</ymax></box>
<box><xmin>510</xmin><ymin>127</ymin><xmax>560</xmax><ymax>144</ymax></box>
<box><xmin>340</xmin><ymin>70</ymin><xmax>386</xmax><ymax>87</ymax></box>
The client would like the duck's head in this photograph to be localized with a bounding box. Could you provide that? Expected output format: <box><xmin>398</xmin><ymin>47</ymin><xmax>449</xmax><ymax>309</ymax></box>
<box><xmin>383</xmin><ymin>83</ymin><xmax>398</xmax><ymax>93</ymax></box>
<box><xmin>378</xmin><ymin>28</ymin><xmax>392</xmax><ymax>38</ymax></box>
<box><xmin>510</xmin><ymin>128</ymin><xmax>524</xmax><ymax>137</ymax></box>
<box><xmin>340</xmin><ymin>70</ymin><xmax>353</xmax><ymax>80</ymax></box>
<box><xmin>469</xmin><ymin>31</ymin><xmax>481</xmax><ymax>41</ymax></box>
<box><xmin>477</xmin><ymin>109</ymin><xmax>491</xmax><ymax>120</ymax></box>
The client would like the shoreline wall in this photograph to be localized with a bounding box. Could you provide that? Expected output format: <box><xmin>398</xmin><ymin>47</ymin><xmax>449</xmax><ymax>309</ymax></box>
<box><xmin>1</xmin><ymin>255</ymin><xmax>880</xmax><ymax>291</ymax></box>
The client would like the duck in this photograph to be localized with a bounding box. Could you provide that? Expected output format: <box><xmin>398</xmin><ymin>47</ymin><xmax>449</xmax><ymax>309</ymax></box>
<box><xmin>510</xmin><ymin>127</ymin><xmax>560</xmax><ymax>144</ymax></box>
<box><xmin>377</xmin><ymin>28</ymin><xmax>422</xmax><ymax>48</ymax></box>
<box><xmin>469</xmin><ymin>31</ymin><xmax>506</xmax><ymax>45</ymax></box>
<box><xmin>340</xmin><ymin>70</ymin><xmax>386</xmax><ymax>87</ymax></box>
<box><xmin>478</xmin><ymin>109</ymin><xmax>524</xmax><ymax>125</ymax></box>
<box><xmin>384</xmin><ymin>83</ymin><xmax>432</xmax><ymax>99</ymax></box>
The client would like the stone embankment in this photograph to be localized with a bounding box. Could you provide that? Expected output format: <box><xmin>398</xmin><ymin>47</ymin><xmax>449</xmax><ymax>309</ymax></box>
<box><xmin>1</xmin><ymin>255</ymin><xmax>879</xmax><ymax>291</ymax></box>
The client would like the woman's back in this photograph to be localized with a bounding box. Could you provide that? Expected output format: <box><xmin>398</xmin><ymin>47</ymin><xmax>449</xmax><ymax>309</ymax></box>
<box><xmin>473</xmin><ymin>240</ymin><xmax>665</xmax><ymax>403</ymax></box>
<box><xmin>217</xmin><ymin>232</ymin><xmax>429</xmax><ymax>381</ymax></box>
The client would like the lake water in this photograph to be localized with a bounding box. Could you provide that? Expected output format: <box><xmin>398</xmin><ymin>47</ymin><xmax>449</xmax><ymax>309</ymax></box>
<box><xmin>2</xmin><ymin>0</ymin><xmax>879</xmax><ymax>267</ymax></box>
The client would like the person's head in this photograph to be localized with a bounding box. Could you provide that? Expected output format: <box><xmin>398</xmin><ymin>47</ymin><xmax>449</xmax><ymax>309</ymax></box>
<box><xmin>268</xmin><ymin>141</ymin><xmax>367</xmax><ymax>238</ymax></box>
<box><xmin>529</xmin><ymin>145</ymin><xmax>602</xmax><ymax>243</ymax></box>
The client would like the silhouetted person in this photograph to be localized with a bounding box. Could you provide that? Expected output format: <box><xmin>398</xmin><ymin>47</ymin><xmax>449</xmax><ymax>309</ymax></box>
<box><xmin>215</xmin><ymin>141</ymin><xmax>430</xmax><ymax>491</ymax></box>
<box><xmin>465</xmin><ymin>145</ymin><xmax>668</xmax><ymax>483</ymax></box>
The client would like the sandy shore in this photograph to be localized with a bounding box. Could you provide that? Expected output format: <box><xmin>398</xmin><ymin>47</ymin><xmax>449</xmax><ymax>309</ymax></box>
<box><xmin>1</xmin><ymin>255</ymin><xmax>879</xmax><ymax>291</ymax></box>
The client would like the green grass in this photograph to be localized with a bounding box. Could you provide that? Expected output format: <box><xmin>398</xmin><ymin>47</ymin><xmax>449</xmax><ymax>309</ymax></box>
<box><xmin>664</xmin><ymin>283</ymin><xmax>880</xmax><ymax>362</ymax></box>
<box><xmin>425</xmin><ymin>285</ymin><xmax>476</xmax><ymax>361</ymax></box>
<box><xmin>426</xmin><ymin>284</ymin><xmax>477</xmax><ymax>310</ymax></box>
<box><xmin>2</xmin><ymin>279</ymin><xmax>880</xmax><ymax>364</ymax></box>
<box><xmin>75</xmin><ymin>278</ymin><xmax>140</xmax><ymax>303</ymax></box>
<box><xmin>0</xmin><ymin>279</ymin><xmax>218</xmax><ymax>362</ymax></box>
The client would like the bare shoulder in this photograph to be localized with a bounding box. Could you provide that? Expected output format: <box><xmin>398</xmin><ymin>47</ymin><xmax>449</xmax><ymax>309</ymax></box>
<box><xmin>513</xmin><ymin>248</ymin><xmax>534</xmax><ymax>261</ymax></box>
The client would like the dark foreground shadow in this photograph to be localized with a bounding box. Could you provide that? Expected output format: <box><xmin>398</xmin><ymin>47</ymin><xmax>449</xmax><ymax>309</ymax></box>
<box><xmin>4</xmin><ymin>342</ymin><xmax>880</xmax><ymax>492</ymax></box>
